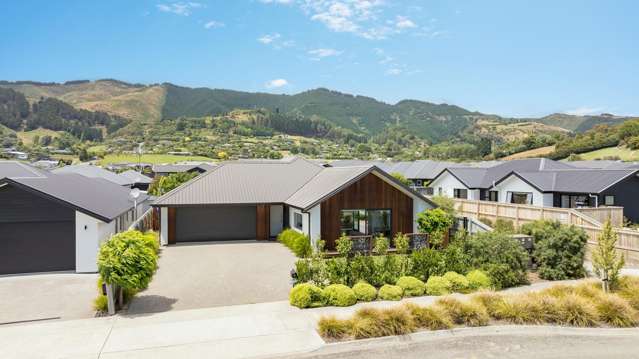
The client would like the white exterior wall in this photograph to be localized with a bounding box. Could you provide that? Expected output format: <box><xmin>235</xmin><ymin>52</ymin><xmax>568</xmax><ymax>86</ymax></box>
<box><xmin>469</xmin><ymin>189</ymin><xmax>481</xmax><ymax>200</ymax></box>
<box><xmin>542</xmin><ymin>193</ymin><xmax>554</xmax><ymax>207</ymax></box>
<box><xmin>412</xmin><ymin>197</ymin><xmax>433</xmax><ymax>233</ymax></box>
<box><xmin>429</xmin><ymin>172</ymin><xmax>470</xmax><ymax>198</ymax></box>
<box><xmin>494</xmin><ymin>175</ymin><xmax>545</xmax><ymax>206</ymax></box>
<box><xmin>75</xmin><ymin>211</ymin><xmax>116</xmax><ymax>273</ymax></box>
<box><xmin>160</xmin><ymin>207</ymin><xmax>168</xmax><ymax>246</ymax></box>
<box><xmin>309</xmin><ymin>204</ymin><xmax>321</xmax><ymax>248</ymax></box>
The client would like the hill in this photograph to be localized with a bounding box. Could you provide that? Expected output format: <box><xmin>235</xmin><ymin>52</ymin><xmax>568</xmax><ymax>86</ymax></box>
<box><xmin>536</xmin><ymin>113</ymin><xmax>629</xmax><ymax>132</ymax></box>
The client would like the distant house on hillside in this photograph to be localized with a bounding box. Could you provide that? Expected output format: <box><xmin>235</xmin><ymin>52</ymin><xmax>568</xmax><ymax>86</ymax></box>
<box><xmin>53</xmin><ymin>163</ymin><xmax>134</xmax><ymax>187</ymax></box>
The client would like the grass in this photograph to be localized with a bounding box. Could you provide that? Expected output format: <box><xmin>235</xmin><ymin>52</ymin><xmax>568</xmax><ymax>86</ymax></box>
<box><xmin>98</xmin><ymin>153</ymin><xmax>215</xmax><ymax>165</ymax></box>
<box><xmin>16</xmin><ymin>128</ymin><xmax>63</xmax><ymax>145</ymax></box>
<box><xmin>502</xmin><ymin>145</ymin><xmax>555</xmax><ymax>160</ymax></box>
<box><xmin>576</xmin><ymin>145</ymin><xmax>639</xmax><ymax>161</ymax></box>
<box><xmin>317</xmin><ymin>277</ymin><xmax>639</xmax><ymax>341</ymax></box>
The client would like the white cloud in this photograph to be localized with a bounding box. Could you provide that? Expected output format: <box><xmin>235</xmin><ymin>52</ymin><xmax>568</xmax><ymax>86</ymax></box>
<box><xmin>395</xmin><ymin>15</ymin><xmax>416</xmax><ymax>29</ymax></box>
<box><xmin>265</xmin><ymin>78</ymin><xmax>289</xmax><ymax>88</ymax></box>
<box><xmin>156</xmin><ymin>2</ymin><xmax>202</xmax><ymax>16</ymax></box>
<box><xmin>385</xmin><ymin>68</ymin><xmax>402</xmax><ymax>75</ymax></box>
<box><xmin>204</xmin><ymin>20</ymin><xmax>225</xmax><ymax>29</ymax></box>
<box><xmin>258</xmin><ymin>33</ymin><xmax>281</xmax><ymax>44</ymax></box>
<box><xmin>564</xmin><ymin>107</ymin><xmax>605</xmax><ymax>116</ymax></box>
<box><xmin>308</xmin><ymin>48</ymin><xmax>342</xmax><ymax>59</ymax></box>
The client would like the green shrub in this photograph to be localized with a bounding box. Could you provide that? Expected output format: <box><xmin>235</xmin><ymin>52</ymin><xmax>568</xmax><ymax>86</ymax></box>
<box><xmin>325</xmin><ymin>258</ymin><xmax>349</xmax><ymax>285</ymax></box>
<box><xmin>521</xmin><ymin>220</ymin><xmax>587</xmax><ymax>280</ymax></box>
<box><xmin>409</xmin><ymin>248</ymin><xmax>445</xmax><ymax>281</ymax></box>
<box><xmin>289</xmin><ymin>283</ymin><xmax>324</xmax><ymax>308</ymax></box>
<box><xmin>373</xmin><ymin>235</ymin><xmax>389</xmax><ymax>255</ymax></box>
<box><xmin>335</xmin><ymin>233</ymin><xmax>353</xmax><ymax>257</ymax></box>
<box><xmin>350</xmin><ymin>254</ymin><xmax>375</xmax><ymax>285</ymax></box>
<box><xmin>396</xmin><ymin>276</ymin><xmax>426</xmax><ymax>297</ymax></box>
<box><xmin>403</xmin><ymin>303</ymin><xmax>452</xmax><ymax>330</ymax></box>
<box><xmin>417</xmin><ymin>208</ymin><xmax>454</xmax><ymax>248</ymax></box>
<box><xmin>425</xmin><ymin>275</ymin><xmax>452</xmax><ymax>295</ymax></box>
<box><xmin>466</xmin><ymin>270</ymin><xmax>491</xmax><ymax>290</ymax></box>
<box><xmin>464</xmin><ymin>231</ymin><xmax>529</xmax><ymax>289</ymax></box>
<box><xmin>277</xmin><ymin>229</ymin><xmax>312</xmax><ymax>258</ymax></box>
<box><xmin>97</xmin><ymin>230</ymin><xmax>158</xmax><ymax>291</ymax></box>
<box><xmin>441</xmin><ymin>240</ymin><xmax>471</xmax><ymax>274</ymax></box>
<box><xmin>443</xmin><ymin>272</ymin><xmax>469</xmax><ymax>293</ymax></box>
<box><xmin>595</xmin><ymin>294</ymin><xmax>638</xmax><ymax>327</ymax></box>
<box><xmin>323</xmin><ymin>284</ymin><xmax>357</xmax><ymax>307</ymax></box>
<box><xmin>435</xmin><ymin>297</ymin><xmax>489</xmax><ymax>327</ymax></box>
<box><xmin>372</xmin><ymin>255</ymin><xmax>400</xmax><ymax>287</ymax></box>
<box><xmin>352</xmin><ymin>282</ymin><xmax>377</xmax><ymax>302</ymax></box>
<box><xmin>378</xmin><ymin>284</ymin><xmax>403</xmax><ymax>301</ymax></box>
<box><xmin>317</xmin><ymin>316</ymin><xmax>352</xmax><ymax>339</ymax></box>
<box><xmin>93</xmin><ymin>295</ymin><xmax>108</xmax><ymax>312</ymax></box>
<box><xmin>493</xmin><ymin>219</ymin><xmax>515</xmax><ymax>234</ymax></box>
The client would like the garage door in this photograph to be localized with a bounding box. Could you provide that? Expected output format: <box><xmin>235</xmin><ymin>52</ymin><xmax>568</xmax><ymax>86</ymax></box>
<box><xmin>175</xmin><ymin>206</ymin><xmax>257</xmax><ymax>242</ymax></box>
<box><xmin>0</xmin><ymin>221</ymin><xmax>75</xmax><ymax>275</ymax></box>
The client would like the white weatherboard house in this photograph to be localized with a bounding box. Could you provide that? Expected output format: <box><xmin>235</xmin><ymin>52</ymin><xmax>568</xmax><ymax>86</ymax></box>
<box><xmin>0</xmin><ymin>161</ymin><xmax>147</xmax><ymax>275</ymax></box>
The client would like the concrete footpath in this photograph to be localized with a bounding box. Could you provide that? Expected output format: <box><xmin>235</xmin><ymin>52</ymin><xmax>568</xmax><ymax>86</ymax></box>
<box><xmin>0</xmin><ymin>279</ymin><xmax>631</xmax><ymax>359</ymax></box>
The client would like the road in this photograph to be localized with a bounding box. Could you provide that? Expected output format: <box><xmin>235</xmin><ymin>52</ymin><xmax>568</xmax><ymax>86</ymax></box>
<box><xmin>272</xmin><ymin>326</ymin><xmax>639</xmax><ymax>359</ymax></box>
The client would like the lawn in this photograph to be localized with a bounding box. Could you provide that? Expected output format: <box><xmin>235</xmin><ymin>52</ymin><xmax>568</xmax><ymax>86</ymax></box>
<box><xmin>16</xmin><ymin>128</ymin><xmax>63</xmax><ymax>145</ymax></box>
<box><xmin>502</xmin><ymin>145</ymin><xmax>556</xmax><ymax>160</ymax></box>
<box><xmin>98</xmin><ymin>153</ymin><xmax>216</xmax><ymax>165</ymax></box>
<box><xmin>577</xmin><ymin>146</ymin><xmax>639</xmax><ymax>161</ymax></box>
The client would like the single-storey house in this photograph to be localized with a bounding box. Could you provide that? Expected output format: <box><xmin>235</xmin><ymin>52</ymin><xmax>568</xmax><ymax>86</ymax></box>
<box><xmin>119</xmin><ymin>170</ymin><xmax>153</xmax><ymax>191</ymax></box>
<box><xmin>152</xmin><ymin>158</ymin><xmax>435</xmax><ymax>250</ymax></box>
<box><xmin>151</xmin><ymin>162</ymin><xmax>216</xmax><ymax>179</ymax></box>
<box><xmin>0</xmin><ymin>161</ymin><xmax>148</xmax><ymax>275</ymax></box>
<box><xmin>53</xmin><ymin>163</ymin><xmax>134</xmax><ymax>187</ymax></box>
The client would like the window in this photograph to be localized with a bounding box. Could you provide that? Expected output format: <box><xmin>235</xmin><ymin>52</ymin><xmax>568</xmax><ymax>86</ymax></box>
<box><xmin>414</xmin><ymin>179</ymin><xmax>423</xmax><ymax>187</ymax></box>
<box><xmin>560</xmin><ymin>194</ymin><xmax>590</xmax><ymax>208</ymax></box>
<box><xmin>453</xmin><ymin>188</ymin><xmax>468</xmax><ymax>199</ymax></box>
<box><xmin>339</xmin><ymin>209</ymin><xmax>392</xmax><ymax>237</ymax></box>
<box><xmin>604</xmin><ymin>195</ymin><xmax>615</xmax><ymax>206</ymax></box>
<box><xmin>438</xmin><ymin>187</ymin><xmax>443</xmax><ymax>195</ymax></box>
<box><xmin>488</xmin><ymin>190</ymin><xmax>498</xmax><ymax>202</ymax></box>
<box><xmin>424</xmin><ymin>187</ymin><xmax>434</xmax><ymax>195</ymax></box>
<box><xmin>294</xmin><ymin>212</ymin><xmax>303</xmax><ymax>230</ymax></box>
<box><xmin>508</xmin><ymin>192</ymin><xmax>533</xmax><ymax>205</ymax></box>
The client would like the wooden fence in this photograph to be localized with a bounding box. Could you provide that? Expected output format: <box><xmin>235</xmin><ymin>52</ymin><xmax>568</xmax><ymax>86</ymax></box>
<box><xmin>452</xmin><ymin>199</ymin><xmax>639</xmax><ymax>266</ymax></box>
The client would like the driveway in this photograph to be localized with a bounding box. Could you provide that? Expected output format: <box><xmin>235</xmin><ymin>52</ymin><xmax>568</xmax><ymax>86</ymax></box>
<box><xmin>0</xmin><ymin>272</ymin><xmax>98</xmax><ymax>325</ymax></box>
<box><xmin>127</xmin><ymin>241</ymin><xmax>297</xmax><ymax>314</ymax></box>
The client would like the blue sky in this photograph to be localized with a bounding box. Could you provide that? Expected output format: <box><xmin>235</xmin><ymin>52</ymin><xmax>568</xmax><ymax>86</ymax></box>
<box><xmin>1</xmin><ymin>0</ymin><xmax>637</xmax><ymax>117</ymax></box>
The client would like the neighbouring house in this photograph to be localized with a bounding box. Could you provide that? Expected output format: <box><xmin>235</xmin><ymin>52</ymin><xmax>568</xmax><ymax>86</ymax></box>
<box><xmin>119</xmin><ymin>170</ymin><xmax>153</xmax><ymax>191</ymax></box>
<box><xmin>2</xmin><ymin>149</ymin><xmax>28</xmax><ymax>160</ymax></box>
<box><xmin>53</xmin><ymin>163</ymin><xmax>134</xmax><ymax>187</ymax></box>
<box><xmin>152</xmin><ymin>157</ymin><xmax>435</xmax><ymax>250</ymax></box>
<box><xmin>0</xmin><ymin>161</ymin><xmax>148</xmax><ymax>274</ymax></box>
<box><xmin>151</xmin><ymin>162</ymin><xmax>216</xmax><ymax>178</ymax></box>
<box><xmin>31</xmin><ymin>159</ymin><xmax>61</xmax><ymax>170</ymax></box>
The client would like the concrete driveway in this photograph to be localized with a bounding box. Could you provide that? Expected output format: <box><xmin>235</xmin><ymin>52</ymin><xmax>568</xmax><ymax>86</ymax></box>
<box><xmin>0</xmin><ymin>272</ymin><xmax>98</xmax><ymax>325</ymax></box>
<box><xmin>127</xmin><ymin>241</ymin><xmax>297</xmax><ymax>314</ymax></box>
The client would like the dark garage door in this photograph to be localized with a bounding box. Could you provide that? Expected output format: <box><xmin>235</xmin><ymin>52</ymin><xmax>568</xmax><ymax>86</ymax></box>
<box><xmin>175</xmin><ymin>206</ymin><xmax>257</xmax><ymax>242</ymax></box>
<box><xmin>0</xmin><ymin>221</ymin><xmax>75</xmax><ymax>275</ymax></box>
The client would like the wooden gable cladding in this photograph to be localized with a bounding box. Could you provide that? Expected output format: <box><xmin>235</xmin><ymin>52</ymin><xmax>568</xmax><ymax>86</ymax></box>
<box><xmin>320</xmin><ymin>172</ymin><xmax>414</xmax><ymax>250</ymax></box>
<box><xmin>256</xmin><ymin>204</ymin><xmax>270</xmax><ymax>240</ymax></box>
<box><xmin>168</xmin><ymin>207</ymin><xmax>177</xmax><ymax>244</ymax></box>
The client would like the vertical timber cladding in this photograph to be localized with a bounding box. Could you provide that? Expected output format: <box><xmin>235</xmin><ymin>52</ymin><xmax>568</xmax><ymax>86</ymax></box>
<box><xmin>320</xmin><ymin>172</ymin><xmax>414</xmax><ymax>250</ymax></box>
<box><xmin>168</xmin><ymin>207</ymin><xmax>176</xmax><ymax>244</ymax></box>
<box><xmin>256</xmin><ymin>204</ymin><xmax>270</xmax><ymax>240</ymax></box>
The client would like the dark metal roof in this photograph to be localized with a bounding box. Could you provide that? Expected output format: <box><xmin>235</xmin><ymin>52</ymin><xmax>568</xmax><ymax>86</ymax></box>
<box><xmin>151</xmin><ymin>163</ymin><xmax>216</xmax><ymax>174</ymax></box>
<box><xmin>0</xmin><ymin>161</ymin><xmax>47</xmax><ymax>179</ymax></box>
<box><xmin>119</xmin><ymin>170</ymin><xmax>153</xmax><ymax>184</ymax></box>
<box><xmin>508</xmin><ymin>169</ymin><xmax>638</xmax><ymax>193</ymax></box>
<box><xmin>53</xmin><ymin>164</ymin><xmax>133</xmax><ymax>186</ymax></box>
<box><xmin>329</xmin><ymin>159</ymin><xmax>458</xmax><ymax>180</ymax></box>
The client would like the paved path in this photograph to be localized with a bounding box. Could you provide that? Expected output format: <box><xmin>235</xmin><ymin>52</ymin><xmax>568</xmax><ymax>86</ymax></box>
<box><xmin>127</xmin><ymin>241</ymin><xmax>296</xmax><ymax>314</ymax></box>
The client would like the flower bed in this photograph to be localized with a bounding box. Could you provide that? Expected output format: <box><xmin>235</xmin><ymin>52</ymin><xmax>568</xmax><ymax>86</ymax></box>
<box><xmin>317</xmin><ymin>276</ymin><xmax>639</xmax><ymax>341</ymax></box>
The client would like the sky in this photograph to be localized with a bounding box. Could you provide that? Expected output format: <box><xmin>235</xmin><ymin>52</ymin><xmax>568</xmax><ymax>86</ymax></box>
<box><xmin>0</xmin><ymin>0</ymin><xmax>637</xmax><ymax>118</ymax></box>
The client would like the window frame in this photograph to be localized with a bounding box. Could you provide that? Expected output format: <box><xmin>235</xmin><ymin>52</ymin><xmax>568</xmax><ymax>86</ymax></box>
<box><xmin>508</xmin><ymin>191</ymin><xmax>533</xmax><ymax>205</ymax></box>
<box><xmin>488</xmin><ymin>190</ymin><xmax>499</xmax><ymax>202</ymax></box>
<box><xmin>453</xmin><ymin>188</ymin><xmax>468</xmax><ymax>199</ymax></box>
<box><xmin>604</xmin><ymin>195</ymin><xmax>615</xmax><ymax>206</ymax></box>
<box><xmin>293</xmin><ymin>212</ymin><xmax>303</xmax><ymax>230</ymax></box>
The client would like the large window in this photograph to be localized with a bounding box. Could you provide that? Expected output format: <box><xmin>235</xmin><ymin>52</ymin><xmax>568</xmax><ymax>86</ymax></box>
<box><xmin>340</xmin><ymin>209</ymin><xmax>391</xmax><ymax>237</ymax></box>
<box><xmin>488</xmin><ymin>190</ymin><xmax>499</xmax><ymax>202</ymax></box>
<box><xmin>508</xmin><ymin>192</ymin><xmax>533</xmax><ymax>205</ymax></box>
<box><xmin>604</xmin><ymin>195</ymin><xmax>615</xmax><ymax>206</ymax></box>
<box><xmin>560</xmin><ymin>194</ymin><xmax>590</xmax><ymax>208</ymax></box>
<box><xmin>453</xmin><ymin>188</ymin><xmax>468</xmax><ymax>199</ymax></box>
<box><xmin>294</xmin><ymin>212</ymin><xmax>303</xmax><ymax>230</ymax></box>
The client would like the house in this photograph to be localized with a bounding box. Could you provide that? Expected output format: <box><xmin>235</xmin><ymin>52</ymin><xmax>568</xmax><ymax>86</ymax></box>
<box><xmin>119</xmin><ymin>170</ymin><xmax>153</xmax><ymax>191</ymax></box>
<box><xmin>53</xmin><ymin>163</ymin><xmax>134</xmax><ymax>187</ymax></box>
<box><xmin>2</xmin><ymin>149</ymin><xmax>28</xmax><ymax>160</ymax></box>
<box><xmin>0</xmin><ymin>161</ymin><xmax>148</xmax><ymax>274</ymax></box>
<box><xmin>152</xmin><ymin>157</ymin><xmax>435</xmax><ymax>250</ymax></box>
<box><xmin>31</xmin><ymin>159</ymin><xmax>60</xmax><ymax>170</ymax></box>
<box><xmin>151</xmin><ymin>162</ymin><xmax>216</xmax><ymax>178</ymax></box>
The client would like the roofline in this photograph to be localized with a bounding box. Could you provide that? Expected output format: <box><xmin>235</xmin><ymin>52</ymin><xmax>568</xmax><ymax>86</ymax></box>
<box><xmin>596</xmin><ymin>169</ymin><xmax>639</xmax><ymax>193</ymax></box>
<box><xmin>152</xmin><ymin>164</ymin><xmax>225</xmax><ymax>205</ymax></box>
<box><xmin>494</xmin><ymin>169</ymin><xmax>639</xmax><ymax>194</ymax></box>
<box><xmin>152</xmin><ymin>202</ymin><xmax>286</xmax><ymax>208</ymax></box>
<box><xmin>0</xmin><ymin>178</ymin><xmax>114</xmax><ymax>223</ymax></box>
<box><xmin>492</xmin><ymin>171</ymin><xmax>547</xmax><ymax>193</ymax></box>
<box><xmin>429</xmin><ymin>168</ymin><xmax>478</xmax><ymax>189</ymax></box>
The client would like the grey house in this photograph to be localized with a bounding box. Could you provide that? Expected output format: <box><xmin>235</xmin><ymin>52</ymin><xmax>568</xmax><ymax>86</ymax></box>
<box><xmin>151</xmin><ymin>163</ymin><xmax>216</xmax><ymax>179</ymax></box>
<box><xmin>0</xmin><ymin>161</ymin><xmax>147</xmax><ymax>275</ymax></box>
<box><xmin>53</xmin><ymin>163</ymin><xmax>134</xmax><ymax>187</ymax></box>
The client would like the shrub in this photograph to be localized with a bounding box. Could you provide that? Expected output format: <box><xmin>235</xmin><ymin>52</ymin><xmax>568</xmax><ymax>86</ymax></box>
<box><xmin>325</xmin><ymin>258</ymin><xmax>349</xmax><ymax>285</ymax></box>
<box><xmin>595</xmin><ymin>294</ymin><xmax>638</xmax><ymax>327</ymax></box>
<box><xmin>335</xmin><ymin>233</ymin><xmax>353</xmax><ymax>257</ymax></box>
<box><xmin>351</xmin><ymin>307</ymin><xmax>415</xmax><ymax>338</ymax></box>
<box><xmin>323</xmin><ymin>284</ymin><xmax>357</xmax><ymax>307</ymax></box>
<box><xmin>464</xmin><ymin>231</ymin><xmax>529</xmax><ymax>289</ymax></box>
<box><xmin>290</xmin><ymin>283</ymin><xmax>324</xmax><ymax>308</ymax></box>
<box><xmin>352</xmin><ymin>282</ymin><xmax>377</xmax><ymax>302</ymax></box>
<box><xmin>493</xmin><ymin>219</ymin><xmax>516</xmax><ymax>234</ymax></box>
<box><xmin>493</xmin><ymin>293</ymin><xmax>555</xmax><ymax>324</ymax></box>
<box><xmin>350</xmin><ymin>254</ymin><xmax>375</xmax><ymax>285</ymax></box>
<box><xmin>425</xmin><ymin>276</ymin><xmax>452</xmax><ymax>295</ymax></box>
<box><xmin>373</xmin><ymin>235</ymin><xmax>389</xmax><ymax>255</ymax></box>
<box><xmin>435</xmin><ymin>297</ymin><xmax>489</xmax><ymax>327</ymax></box>
<box><xmin>93</xmin><ymin>295</ymin><xmax>108</xmax><ymax>312</ymax></box>
<box><xmin>521</xmin><ymin>220</ymin><xmax>587</xmax><ymax>280</ymax></box>
<box><xmin>471</xmin><ymin>291</ymin><xmax>505</xmax><ymax>317</ymax></box>
<box><xmin>466</xmin><ymin>270</ymin><xmax>491</xmax><ymax>290</ymax></box>
<box><xmin>592</xmin><ymin>219</ymin><xmax>625</xmax><ymax>291</ymax></box>
<box><xmin>417</xmin><ymin>208</ymin><xmax>454</xmax><ymax>247</ymax></box>
<box><xmin>403</xmin><ymin>303</ymin><xmax>452</xmax><ymax>330</ymax></box>
<box><xmin>618</xmin><ymin>276</ymin><xmax>639</xmax><ymax>310</ymax></box>
<box><xmin>277</xmin><ymin>229</ymin><xmax>312</xmax><ymax>258</ymax></box>
<box><xmin>554</xmin><ymin>294</ymin><xmax>598</xmax><ymax>327</ymax></box>
<box><xmin>372</xmin><ymin>255</ymin><xmax>400</xmax><ymax>287</ymax></box>
<box><xmin>396</xmin><ymin>276</ymin><xmax>426</xmax><ymax>297</ymax></box>
<box><xmin>97</xmin><ymin>230</ymin><xmax>158</xmax><ymax>291</ymax></box>
<box><xmin>441</xmin><ymin>240</ymin><xmax>471</xmax><ymax>274</ymax></box>
<box><xmin>409</xmin><ymin>247</ymin><xmax>445</xmax><ymax>281</ymax></box>
<box><xmin>378</xmin><ymin>284</ymin><xmax>404</xmax><ymax>301</ymax></box>
<box><xmin>443</xmin><ymin>272</ymin><xmax>469</xmax><ymax>293</ymax></box>
<box><xmin>317</xmin><ymin>316</ymin><xmax>352</xmax><ymax>340</ymax></box>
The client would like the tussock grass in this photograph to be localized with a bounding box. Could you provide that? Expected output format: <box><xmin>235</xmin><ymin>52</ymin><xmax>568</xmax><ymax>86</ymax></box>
<box><xmin>317</xmin><ymin>316</ymin><xmax>352</xmax><ymax>339</ymax></box>
<box><xmin>618</xmin><ymin>276</ymin><xmax>639</xmax><ymax>311</ymax></box>
<box><xmin>403</xmin><ymin>303</ymin><xmax>453</xmax><ymax>330</ymax></box>
<box><xmin>595</xmin><ymin>294</ymin><xmax>638</xmax><ymax>328</ymax></box>
<box><xmin>493</xmin><ymin>293</ymin><xmax>557</xmax><ymax>324</ymax></box>
<box><xmin>470</xmin><ymin>291</ymin><xmax>505</xmax><ymax>317</ymax></box>
<box><xmin>540</xmin><ymin>284</ymin><xmax>575</xmax><ymax>298</ymax></box>
<box><xmin>435</xmin><ymin>297</ymin><xmax>489</xmax><ymax>327</ymax></box>
<box><xmin>351</xmin><ymin>307</ymin><xmax>415</xmax><ymax>338</ymax></box>
<box><xmin>573</xmin><ymin>281</ymin><xmax>603</xmax><ymax>299</ymax></box>
<box><xmin>555</xmin><ymin>294</ymin><xmax>598</xmax><ymax>327</ymax></box>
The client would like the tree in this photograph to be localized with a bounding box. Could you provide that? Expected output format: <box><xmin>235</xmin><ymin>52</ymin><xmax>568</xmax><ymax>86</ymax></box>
<box><xmin>592</xmin><ymin>219</ymin><xmax>625</xmax><ymax>292</ymax></box>
<box><xmin>417</xmin><ymin>208</ymin><xmax>454</xmax><ymax>248</ymax></box>
<box><xmin>148</xmin><ymin>172</ymin><xmax>198</xmax><ymax>196</ymax></box>
<box><xmin>390</xmin><ymin>172</ymin><xmax>412</xmax><ymax>186</ymax></box>
<box><xmin>78</xmin><ymin>147</ymin><xmax>90</xmax><ymax>161</ymax></box>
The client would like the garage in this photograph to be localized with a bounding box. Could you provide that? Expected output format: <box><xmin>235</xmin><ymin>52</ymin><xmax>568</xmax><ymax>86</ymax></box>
<box><xmin>175</xmin><ymin>205</ymin><xmax>257</xmax><ymax>242</ymax></box>
<box><xmin>0</xmin><ymin>184</ymin><xmax>76</xmax><ymax>275</ymax></box>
